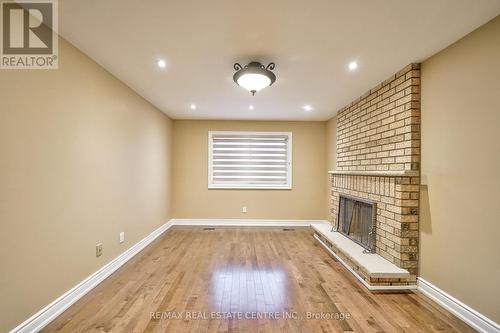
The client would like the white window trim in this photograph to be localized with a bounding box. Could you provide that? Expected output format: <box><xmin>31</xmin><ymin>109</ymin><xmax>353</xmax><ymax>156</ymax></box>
<box><xmin>208</xmin><ymin>131</ymin><xmax>292</xmax><ymax>190</ymax></box>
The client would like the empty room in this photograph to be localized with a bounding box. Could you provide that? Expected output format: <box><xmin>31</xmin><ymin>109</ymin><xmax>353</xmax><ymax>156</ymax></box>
<box><xmin>1</xmin><ymin>1</ymin><xmax>499</xmax><ymax>332</ymax></box>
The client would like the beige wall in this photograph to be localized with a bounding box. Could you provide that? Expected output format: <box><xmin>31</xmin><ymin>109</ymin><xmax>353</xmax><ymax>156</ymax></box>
<box><xmin>172</xmin><ymin>120</ymin><xmax>326</xmax><ymax>220</ymax></box>
<box><xmin>0</xmin><ymin>38</ymin><xmax>173</xmax><ymax>332</ymax></box>
<box><xmin>325</xmin><ymin>116</ymin><xmax>337</xmax><ymax>219</ymax></box>
<box><xmin>420</xmin><ymin>16</ymin><xmax>500</xmax><ymax>323</ymax></box>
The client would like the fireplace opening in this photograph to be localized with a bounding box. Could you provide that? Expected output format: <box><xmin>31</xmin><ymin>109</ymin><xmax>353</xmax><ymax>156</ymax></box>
<box><xmin>336</xmin><ymin>195</ymin><xmax>376</xmax><ymax>253</ymax></box>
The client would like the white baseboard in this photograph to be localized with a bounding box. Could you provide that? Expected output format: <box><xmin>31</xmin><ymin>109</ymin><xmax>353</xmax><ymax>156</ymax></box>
<box><xmin>417</xmin><ymin>278</ymin><xmax>499</xmax><ymax>333</ymax></box>
<box><xmin>171</xmin><ymin>218</ymin><xmax>329</xmax><ymax>227</ymax></box>
<box><xmin>313</xmin><ymin>234</ymin><xmax>417</xmax><ymax>291</ymax></box>
<box><xmin>9</xmin><ymin>220</ymin><xmax>174</xmax><ymax>333</ymax></box>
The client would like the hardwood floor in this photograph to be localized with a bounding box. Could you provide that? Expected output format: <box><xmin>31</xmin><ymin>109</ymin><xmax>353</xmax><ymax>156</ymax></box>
<box><xmin>42</xmin><ymin>227</ymin><xmax>474</xmax><ymax>332</ymax></box>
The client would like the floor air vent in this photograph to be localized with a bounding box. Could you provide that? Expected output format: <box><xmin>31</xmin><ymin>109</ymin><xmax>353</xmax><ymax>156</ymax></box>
<box><xmin>203</xmin><ymin>227</ymin><xmax>215</xmax><ymax>231</ymax></box>
<box><xmin>282</xmin><ymin>228</ymin><xmax>295</xmax><ymax>231</ymax></box>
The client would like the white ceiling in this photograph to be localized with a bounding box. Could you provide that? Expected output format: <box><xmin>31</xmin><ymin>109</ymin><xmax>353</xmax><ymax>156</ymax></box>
<box><xmin>59</xmin><ymin>1</ymin><xmax>500</xmax><ymax>121</ymax></box>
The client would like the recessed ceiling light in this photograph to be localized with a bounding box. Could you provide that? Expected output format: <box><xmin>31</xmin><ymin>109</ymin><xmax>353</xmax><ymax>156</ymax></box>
<box><xmin>348</xmin><ymin>61</ymin><xmax>358</xmax><ymax>71</ymax></box>
<box><xmin>157</xmin><ymin>59</ymin><xmax>167</xmax><ymax>69</ymax></box>
<box><xmin>303</xmin><ymin>105</ymin><xmax>313</xmax><ymax>111</ymax></box>
<box><xmin>190</xmin><ymin>104</ymin><xmax>196</xmax><ymax>110</ymax></box>
<box><xmin>249</xmin><ymin>105</ymin><xmax>254</xmax><ymax>110</ymax></box>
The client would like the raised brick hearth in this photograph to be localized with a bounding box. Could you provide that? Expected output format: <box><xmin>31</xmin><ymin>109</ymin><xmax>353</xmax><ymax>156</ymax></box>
<box><xmin>325</xmin><ymin>63</ymin><xmax>421</xmax><ymax>287</ymax></box>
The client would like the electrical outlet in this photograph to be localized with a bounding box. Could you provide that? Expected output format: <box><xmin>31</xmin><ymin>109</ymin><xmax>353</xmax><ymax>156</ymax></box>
<box><xmin>242</xmin><ymin>206</ymin><xmax>247</xmax><ymax>213</ymax></box>
<box><xmin>96</xmin><ymin>243</ymin><xmax>103</xmax><ymax>257</ymax></box>
<box><xmin>119</xmin><ymin>232</ymin><xmax>125</xmax><ymax>243</ymax></box>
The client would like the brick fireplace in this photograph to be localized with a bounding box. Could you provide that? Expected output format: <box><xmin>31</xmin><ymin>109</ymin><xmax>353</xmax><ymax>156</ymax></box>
<box><xmin>322</xmin><ymin>64</ymin><xmax>421</xmax><ymax>288</ymax></box>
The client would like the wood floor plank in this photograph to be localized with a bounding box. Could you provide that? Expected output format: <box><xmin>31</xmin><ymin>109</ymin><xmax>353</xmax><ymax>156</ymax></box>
<box><xmin>42</xmin><ymin>228</ymin><xmax>476</xmax><ymax>333</ymax></box>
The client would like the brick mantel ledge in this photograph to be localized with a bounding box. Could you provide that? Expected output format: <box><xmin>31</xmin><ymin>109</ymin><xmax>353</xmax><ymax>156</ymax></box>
<box><xmin>328</xmin><ymin>170</ymin><xmax>419</xmax><ymax>177</ymax></box>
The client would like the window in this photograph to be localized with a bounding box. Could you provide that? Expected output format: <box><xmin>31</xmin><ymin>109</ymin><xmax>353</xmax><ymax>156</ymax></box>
<box><xmin>208</xmin><ymin>131</ymin><xmax>292</xmax><ymax>189</ymax></box>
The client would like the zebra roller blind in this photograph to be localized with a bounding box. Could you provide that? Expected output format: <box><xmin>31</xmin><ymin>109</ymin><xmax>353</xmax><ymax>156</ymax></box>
<box><xmin>208</xmin><ymin>131</ymin><xmax>292</xmax><ymax>189</ymax></box>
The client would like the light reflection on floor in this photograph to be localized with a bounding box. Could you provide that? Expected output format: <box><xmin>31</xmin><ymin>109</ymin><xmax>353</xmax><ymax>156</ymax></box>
<box><xmin>209</xmin><ymin>266</ymin><xmax>288</xmax><ymax>313</ymax></box>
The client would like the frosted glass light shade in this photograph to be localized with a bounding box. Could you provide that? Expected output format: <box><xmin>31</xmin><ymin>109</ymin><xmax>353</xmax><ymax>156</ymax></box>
<box><xmin>237</xmin><ymin>73</ymin><xmax>272</xmax><ymax>93</ymax></box>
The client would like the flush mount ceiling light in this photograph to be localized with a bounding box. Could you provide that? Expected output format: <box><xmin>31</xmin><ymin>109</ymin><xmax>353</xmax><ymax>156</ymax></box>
<box><xmin>233</xmin><ymin>62</ymin><xmax>276</xmax><ymax>96</ymax></box>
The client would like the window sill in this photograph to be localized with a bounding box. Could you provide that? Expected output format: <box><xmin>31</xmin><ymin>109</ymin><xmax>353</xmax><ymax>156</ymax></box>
<box><xmin>208</xmin><ymin>184</ymin><xmax>292</xmax><ymax>190</ymax></box>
